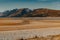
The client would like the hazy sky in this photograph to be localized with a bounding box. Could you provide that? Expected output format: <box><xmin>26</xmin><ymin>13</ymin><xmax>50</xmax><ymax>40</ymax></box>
<box><xmin>0</xmin><ymin>0</ymin><xmax>60</xmax><ymax>12</ymax></box>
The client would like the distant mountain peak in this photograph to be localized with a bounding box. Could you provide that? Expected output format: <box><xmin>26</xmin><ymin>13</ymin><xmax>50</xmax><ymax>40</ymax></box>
<box><xmin>1</xmin><ymin>8</ymin><xmax>60</xmax><ymax>17</ymax></box>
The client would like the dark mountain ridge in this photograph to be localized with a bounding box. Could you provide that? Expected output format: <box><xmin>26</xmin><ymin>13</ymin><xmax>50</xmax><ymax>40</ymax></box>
<box><xmin>1</xmin><ymin>8</ymin><xmax>60</xmax><ymax>17</ymax></box>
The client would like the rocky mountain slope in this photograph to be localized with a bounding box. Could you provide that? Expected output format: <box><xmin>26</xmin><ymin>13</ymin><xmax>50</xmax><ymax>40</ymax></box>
<box><xmin>1</xmin><ymin>8</ymin><xmax>60</xmax><ymax>17</ymax></box>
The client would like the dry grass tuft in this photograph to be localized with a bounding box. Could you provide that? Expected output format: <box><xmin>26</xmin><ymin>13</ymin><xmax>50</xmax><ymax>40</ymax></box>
<box><xmin>17</xmin><ymin>34</ymin><xmax>60</xmax><ymax>40</ymax></box>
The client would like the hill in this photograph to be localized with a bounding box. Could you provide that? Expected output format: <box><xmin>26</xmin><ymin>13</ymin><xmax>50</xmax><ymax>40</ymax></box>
<box><xmin>1</xmin><ymin>8</ymin><xmax>60</xmax><ymax>17</ymax></box>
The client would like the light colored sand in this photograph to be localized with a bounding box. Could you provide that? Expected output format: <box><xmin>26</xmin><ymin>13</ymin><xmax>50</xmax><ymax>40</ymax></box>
<box><xmin>1</xmin><ymin>28</ymin><xmax>60</xmax><ymax>40</ymax></box>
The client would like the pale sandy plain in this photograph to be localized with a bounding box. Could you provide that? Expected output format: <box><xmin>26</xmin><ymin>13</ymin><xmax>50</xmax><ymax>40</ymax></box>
<box><xmin>0</xmin><ymin>17</ymin><xmax>60</xmax><ymax>40</ymax></box>
<box><xmin>1</xmin><ymin>17</ymin><xmax>60</xmax><ymax>31</ymax></box>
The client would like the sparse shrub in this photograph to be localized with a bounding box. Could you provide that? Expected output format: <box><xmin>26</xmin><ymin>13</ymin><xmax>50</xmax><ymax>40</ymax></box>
<box><xmin>17</xmin><ymin>38</ymin><xmax>24</xmax><ymax>40</ymax></box>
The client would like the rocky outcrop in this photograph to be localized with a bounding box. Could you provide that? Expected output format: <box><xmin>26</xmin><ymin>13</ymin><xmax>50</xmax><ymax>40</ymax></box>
<box><xmin>8</xmin><ymin>8</ymin><xmax>32</xmax><ymax>17</ymax></box>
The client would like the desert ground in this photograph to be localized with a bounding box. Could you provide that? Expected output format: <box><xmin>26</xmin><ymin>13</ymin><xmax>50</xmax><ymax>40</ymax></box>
<box><xmin>0</xmin><ymin>17</ymin><xmax>60</xmax><ymax>31</ymax></box>
<box><xmin>0</xmin><ymin>17</ymin><xmax>60</xmax><ymax>40</ymax></box>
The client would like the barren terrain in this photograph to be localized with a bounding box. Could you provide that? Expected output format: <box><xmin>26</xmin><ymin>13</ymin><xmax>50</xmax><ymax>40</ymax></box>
<box><xmin>0</xmin><ymin>17</ymin><xmax>60</xmax><ymax>40</ymax></box>
<box><xmin>0</xmin><ymin>17</ymin><xmax>60</xmax><ymax>31</ymax></box>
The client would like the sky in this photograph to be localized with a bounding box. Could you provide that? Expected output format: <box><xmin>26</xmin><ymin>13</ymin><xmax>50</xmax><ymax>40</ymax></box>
<box><xmin>0</xmin><ymin>0</ymin><xmax>60</xmax><ymax>12</ymax></box>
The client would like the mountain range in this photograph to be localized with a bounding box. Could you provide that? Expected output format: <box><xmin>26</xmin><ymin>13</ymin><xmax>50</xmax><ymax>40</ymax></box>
<box><xmin>0</xmin><ymin>8</ymin><xmax>60</xmax><ymax>17</ymax></box>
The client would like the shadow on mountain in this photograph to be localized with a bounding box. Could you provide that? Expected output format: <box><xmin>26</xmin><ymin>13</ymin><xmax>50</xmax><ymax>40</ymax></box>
<box><xmin>1</xmin><ymin>8</ymin><xmax>60</xmax><ymax>17</ymax></box>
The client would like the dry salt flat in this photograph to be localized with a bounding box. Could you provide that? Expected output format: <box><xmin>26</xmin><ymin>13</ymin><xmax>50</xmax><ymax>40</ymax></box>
<box><xmin>0</xmin><ymin>28</ymin><xmax>60</xmax><ymax>40</ymax></box>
